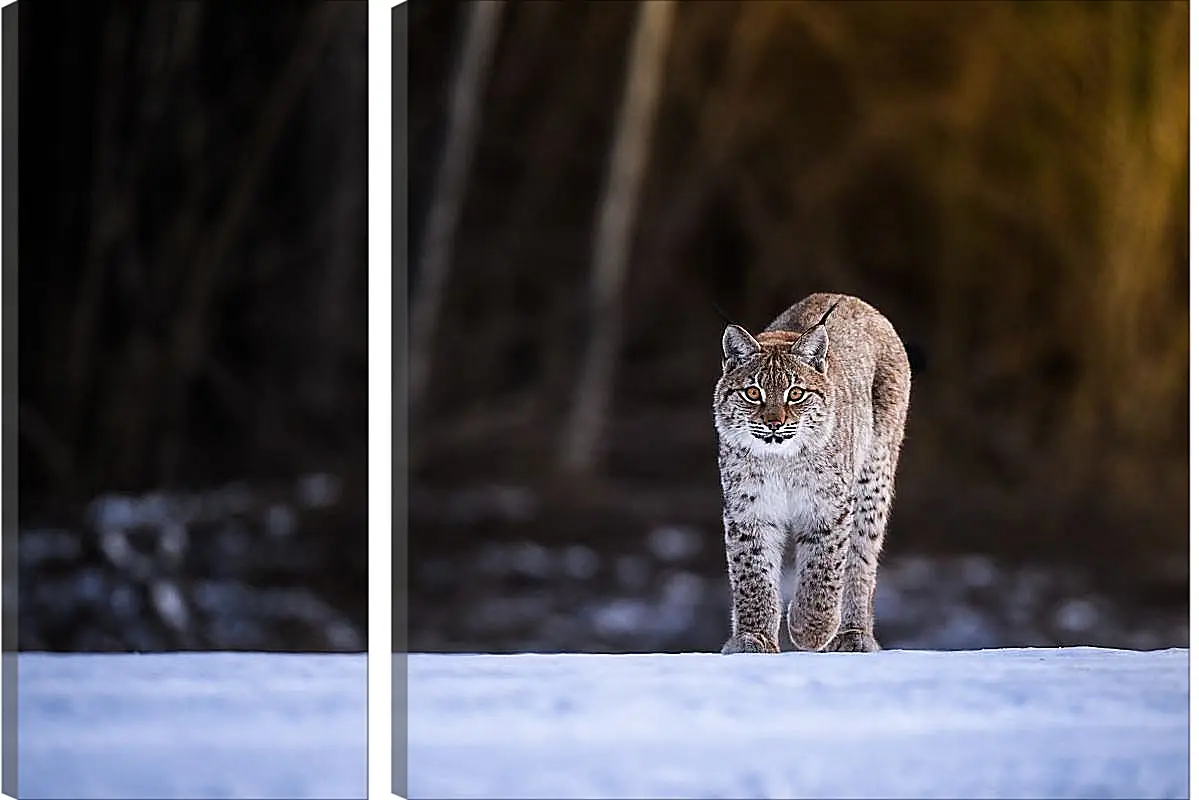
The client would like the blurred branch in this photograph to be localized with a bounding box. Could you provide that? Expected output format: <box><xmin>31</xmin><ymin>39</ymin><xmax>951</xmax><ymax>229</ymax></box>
<box><xmin>488</xmin><ymin>7</ymin><xmax>623</xmax><ymax>274</ymax></box>
<box><xmin>409</xmin><ymin>0</ymin><xmax>505</xmax><ymax>424</ymax></box>
<box><xmin>1078</xmin><ymin>0</ymin><xmax>1187</xmax><ymax>449</ymax></box>
<box><xmin>561</xmin><ymin>0</ymin><xmax>677</xmax><ymax>475</ymax></box>
<box><xmin>159</xmin><ymin>5</ymin><xmax>342</xmax><ymax>481</ymax></box>
<box><xmin>18</xmin><ymin>403</ymin><xmax>77</xmax><ymax>495</ymax></box>
<box><xmin>642</xmin><ymin>3</ymin><xmax>785</xmax><ymax>277</ymax></box>
<box><xmin>65</xmin><ymin>10</ymin><xmax>134</xmax><ymax>450</ymax></box>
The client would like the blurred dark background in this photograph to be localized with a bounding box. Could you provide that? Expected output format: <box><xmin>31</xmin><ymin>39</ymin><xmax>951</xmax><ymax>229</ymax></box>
<box><xmin>406</xmin><ymin>0</ymin><xmax>1188</xmax><ymax>653</ymax></box>
<box><xmin>16</xmin><ymin>2</ymin><xmax>367</xmax><ymax>652</ymax></box>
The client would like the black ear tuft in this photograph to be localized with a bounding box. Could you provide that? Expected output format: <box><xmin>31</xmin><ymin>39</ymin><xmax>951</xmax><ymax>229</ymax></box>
<box><xmin>815</xmin><ymin>301</ymin><xmax>840</xmax><ymax>328</ymax></box>
<box><xmin>722</xmin><ymin>325</ymin><xmax>760</xmax><ymax>364</ymax></box>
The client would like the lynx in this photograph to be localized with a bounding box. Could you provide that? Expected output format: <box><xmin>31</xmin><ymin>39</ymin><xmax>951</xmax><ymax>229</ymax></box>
<box><xmin>713</xmin><ymin>293</ymin><xmax>911</xmax><ymax>654</ymax></box>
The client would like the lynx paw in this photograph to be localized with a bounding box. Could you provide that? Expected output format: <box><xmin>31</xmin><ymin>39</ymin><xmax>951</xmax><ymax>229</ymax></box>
<box><xmin>786</xmin><ymin>601</ymin><xmax>839</xmax><ymax>651</ymax></box>
<box><xmin>823</xmin><ymin>630</ymin><xmax>881</xmax><ymax>653</ymax></box>
<box><xmin>720</xmin><ymin>631</ymin><xmax>780</xmax><ymax>654</ymax></box>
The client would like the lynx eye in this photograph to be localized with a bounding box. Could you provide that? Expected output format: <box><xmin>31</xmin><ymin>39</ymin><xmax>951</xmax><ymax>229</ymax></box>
<box><xmin>787</xmin><ymin>386</ymin><xmax>807</xmax><ymax>403</ymax></box>
<box><xmin>743</xmin><ymin>386</ymin><xmax>762</xmax><ymax>402</ymax></box>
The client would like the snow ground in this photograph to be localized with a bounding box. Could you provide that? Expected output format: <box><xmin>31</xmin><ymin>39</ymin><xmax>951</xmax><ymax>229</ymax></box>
<box><xmin>405</xmin><ymin>648</ymin><xmax>1189</xmax><ymax>799</ymax></box>
<box><xmin>19</xmin><ymin>653</ymin><xmax>367</xmax><ymax>799</ymax></box>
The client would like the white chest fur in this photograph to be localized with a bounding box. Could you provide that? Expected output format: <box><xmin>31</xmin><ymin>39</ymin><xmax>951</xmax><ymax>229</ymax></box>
<box><xmin>744</xmin><ymin>468</ymin><xmax>823</xmax><ymax>533</ymax></box>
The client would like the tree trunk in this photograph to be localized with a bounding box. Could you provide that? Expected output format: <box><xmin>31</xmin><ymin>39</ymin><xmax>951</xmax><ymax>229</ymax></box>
<box><xmin>560</xmin><ymin>0</ymin><xmax>677</xmax><ymax>475</ymax></box>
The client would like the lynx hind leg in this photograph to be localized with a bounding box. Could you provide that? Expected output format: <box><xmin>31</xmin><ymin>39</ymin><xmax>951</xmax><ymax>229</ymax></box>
<box><xmin>826</xmin><ymin>434</ymin><xmax>901</xmax><ymax>653</ymax></box>
<box><xmin>827</xmin><ymin>351</ymin><xmax>909</xmax><ymax>654</ymax></box>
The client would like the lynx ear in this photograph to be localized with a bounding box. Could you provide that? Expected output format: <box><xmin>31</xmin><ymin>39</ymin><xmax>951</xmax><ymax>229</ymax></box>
<box><xmin>792</xmin><ymin>325</ymin><xmax>829</xmax><ymax>373</ymax></box>
<box><xmin>722</xmin><ymin>324</ymin><xmax>760</xmax><ymax>364</ymax></box>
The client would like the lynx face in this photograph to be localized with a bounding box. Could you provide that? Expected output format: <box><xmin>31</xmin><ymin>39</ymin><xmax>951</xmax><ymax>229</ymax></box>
<box><xmin>714</xmin><ymin>324</ymin><xmax>835</xmax><ymax>455</ymax></box>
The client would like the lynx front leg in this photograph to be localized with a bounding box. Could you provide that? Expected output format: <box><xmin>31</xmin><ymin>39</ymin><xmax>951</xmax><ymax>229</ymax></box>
<box><xmin>786</xmin><ymin>511</ymin><xmax>850</xmax><ymax>651</ymax></box>
<box><xmin>721</xmin><ymin>518</ymin><xmax>783</xmax><ymax>654</ymax></box>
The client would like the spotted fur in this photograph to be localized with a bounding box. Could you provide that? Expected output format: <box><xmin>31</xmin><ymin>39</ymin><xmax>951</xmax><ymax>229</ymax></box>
<box><xmin>713</xmin><ymin>293</ymin><xmax>911</xmax><ymax>654</ymax></box>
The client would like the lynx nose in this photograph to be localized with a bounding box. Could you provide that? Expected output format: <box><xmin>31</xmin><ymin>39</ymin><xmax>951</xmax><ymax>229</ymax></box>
<box><xmin>764</xmin><ymin>417</ymin><xmax>784</xmax><ymax>430</ymax></box>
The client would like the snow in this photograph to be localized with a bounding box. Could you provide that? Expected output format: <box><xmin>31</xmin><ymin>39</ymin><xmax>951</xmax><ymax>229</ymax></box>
<box><xmin>406</xmin><ymin>647</ymin><xmax>1188</xmax><ymax>799</ymax></box>
<box><xmin>19</xmin><ymin>653</ymin><xmax>366</xmax><ymax>799</ymax></box>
